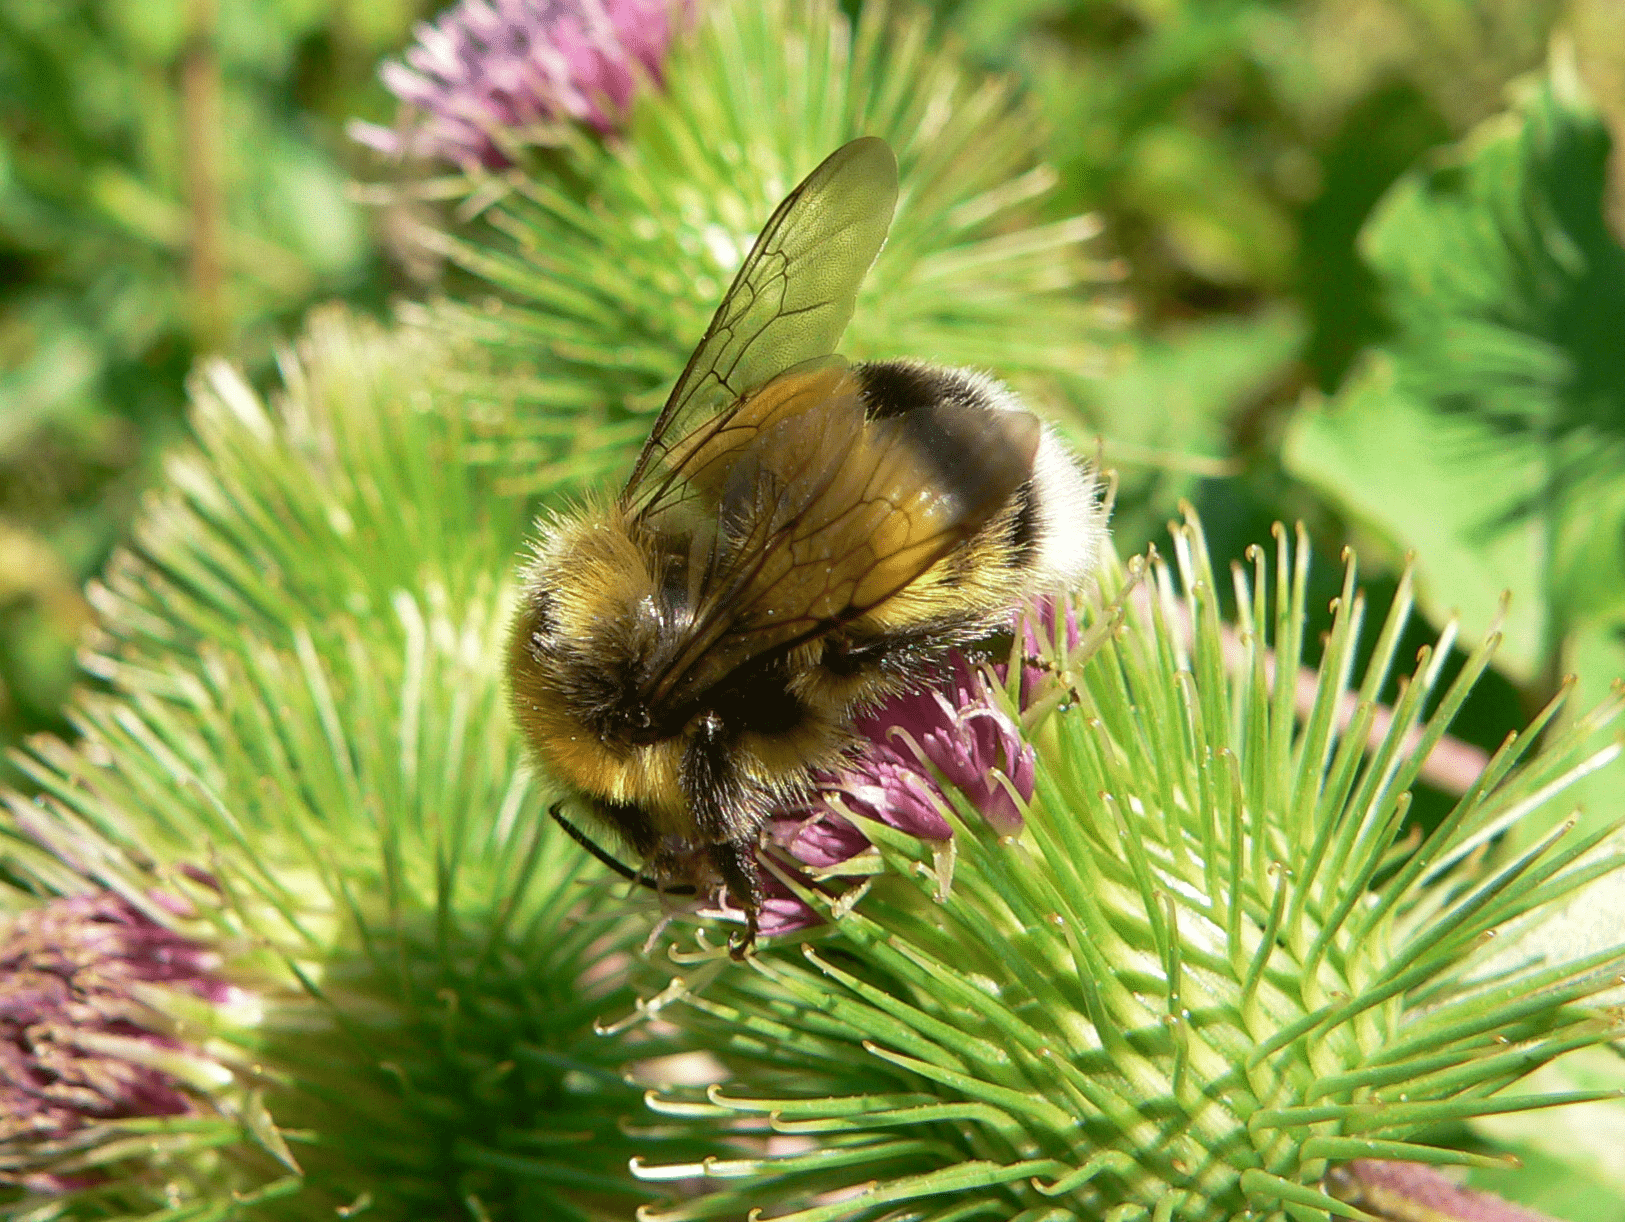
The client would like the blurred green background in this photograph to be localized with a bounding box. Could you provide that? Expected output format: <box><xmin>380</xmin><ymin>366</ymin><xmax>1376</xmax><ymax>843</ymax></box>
<box><xmin>0</xmin><ymin>0</ymin><xmax>434</xmax><ymax>781</ymax></box>
<box><xmin>2</xmin><ymin>0</ymin><xmax>1623</xmax><ymax>790</ymax></box>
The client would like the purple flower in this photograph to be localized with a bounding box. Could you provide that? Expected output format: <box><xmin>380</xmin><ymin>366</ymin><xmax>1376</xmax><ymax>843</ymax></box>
<box><xmin>744</xmin><ymin>650</ymin><xmax>1038</xmax><ymax>938</ymax></box>
<box><xmin>351</xmin><ymin>0</ymin><xmax>696</xmax><ymax>167</ymax></box>
<box><xmin>745</xmin><ymin>811</ymin><xmax>873</xmax><ymax>938</ymax></box>
<box><xmin>837</xmin><ymin>653</ymin><xmax>1035</xmax><ymax>840</ymax></box>
<box><xmin>1</xmin><ymin>891</ymin><xmax>232</xmax><ymax>1191</ymax></box>
<box><xmin>1014</xmin><ymin>595</ymin><xmax>1083</xmax><ymax>705</ymax></box>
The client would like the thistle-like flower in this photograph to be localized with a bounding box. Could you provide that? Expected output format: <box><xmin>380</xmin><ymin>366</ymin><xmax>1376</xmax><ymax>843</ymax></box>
<box><xmin>350</xmin><ymin>0</ymin><xmax>694</xmax><ymax>166</ymax></box>
<box><xmin>1</xmin><ymin>317</ymin><xmax>708</xmax><ymax>1221</ymax></box>
<box><xmin>633</xmin><ymin>512</ymin><xmax>1625</xmax><ymax>1221</ymax></box>
<box><xmin>837</xmin><ymin>652</ymin><xmax>1036</xmax><ymax>842</ymax></box>
<box><xmin>0</xmin><ymin>890</ymin><xmax>238</xmax><ymax>1194</ymax></box>
<box><xmin>408</xmin><ymin>0</ymin><xmax>1119</xmax><ymax>502</ymax></box>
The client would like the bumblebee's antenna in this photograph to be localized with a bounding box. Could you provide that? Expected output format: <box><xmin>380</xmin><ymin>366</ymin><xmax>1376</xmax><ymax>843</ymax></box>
<box><xmin>549</xmin><ymin>802</ymin><xmax>697</xmax><ymax>896</ymax></box>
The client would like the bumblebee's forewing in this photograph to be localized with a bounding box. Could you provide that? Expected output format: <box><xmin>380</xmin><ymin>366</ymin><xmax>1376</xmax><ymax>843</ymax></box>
<box><xmin>648</xmin><ymin>361</ymin><xmax>854</xmax><ymax>513</ymax></box>
<box><xmin>641</xmin><ymin>387</ymin><xmax>1042</xmax><ymax>716</ymax></box>
<box><xmin>623</xmin><ymin>137</ymin><xmax>899</xmax><ymax>506</ymax></box>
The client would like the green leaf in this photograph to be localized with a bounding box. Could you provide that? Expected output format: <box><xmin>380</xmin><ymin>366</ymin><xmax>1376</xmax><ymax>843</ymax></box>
<box><xmin>1119</xmin><ymin>121</ymin><xmax>1296</xmax><ymax>288</ymax></box>
<box><xmin>1284</xmin><ymin>363</ymin><xmax>1547</xmax><ymax>680</ymax></box>
<box><xmin>1091</xmin><ymin>307</ymin><xmax>1305</xmax><ymax>549</ymax></box>
<box><xmin>1285</xmin><ymin>52</ymin><xmax>1625</xmax><ymax>701</ymax></box>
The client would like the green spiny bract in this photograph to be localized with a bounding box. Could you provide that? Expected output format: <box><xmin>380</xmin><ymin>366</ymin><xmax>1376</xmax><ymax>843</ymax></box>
<box><xmin>632</xmin><ymin>512</ymin><xmax>1625</xmax><ymax>1222</ymax></box>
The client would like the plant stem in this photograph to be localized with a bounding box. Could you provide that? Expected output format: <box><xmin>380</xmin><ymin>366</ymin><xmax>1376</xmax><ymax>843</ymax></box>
<box><xmin>182</xmin><ymin>0</ymin><xmax>225</xmax><ymax>351</ymax></box>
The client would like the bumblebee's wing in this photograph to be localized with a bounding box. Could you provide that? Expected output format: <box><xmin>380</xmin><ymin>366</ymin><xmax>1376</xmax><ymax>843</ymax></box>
<box><xmin>622</xmin><ymin>137</ymin><xmax>899</xmax><ymax>508</ymax></box>
<box><xmin>640</xmin><ymin>384</ymin><xmax>1042</xmax><ymax>719</ymax></box>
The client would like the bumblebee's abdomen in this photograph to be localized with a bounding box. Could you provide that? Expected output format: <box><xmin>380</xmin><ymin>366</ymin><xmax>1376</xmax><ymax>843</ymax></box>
<box><xmin>853</xmin><ymin>359</ymin><xmax>1103</xmax><ymax>607</ymax></box>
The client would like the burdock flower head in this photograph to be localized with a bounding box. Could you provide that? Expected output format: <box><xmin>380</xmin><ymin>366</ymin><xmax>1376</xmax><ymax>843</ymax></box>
<box><xmin>635</xmin><ymin>514</ymin><xmax>1625</xmax><ymax>1222</ymax></box>
<box><xmin>351</xmin><ymin>0</ymin><xmax>696</xmax><ymax>166</ymax></box>
<box><xmin>0</xmin><ymin>890</ymin><xmax>237</xmax><ymax>1193</ymax></box>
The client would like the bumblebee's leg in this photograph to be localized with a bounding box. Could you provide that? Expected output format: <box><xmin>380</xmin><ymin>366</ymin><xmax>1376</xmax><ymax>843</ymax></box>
<box><xmin>681</xmin><ymin>711</ymin><xmax>770</xmax><ymax>956</ymax></box>
<box><xmin>1016</xmin><ymin>649</ymin><xmax>1083</xmax><ymax>706</ymax></box>
<box><xmin>711</xmin><ymin>838</ymin><xmax>763</xmax><ymax>958</ymax></box>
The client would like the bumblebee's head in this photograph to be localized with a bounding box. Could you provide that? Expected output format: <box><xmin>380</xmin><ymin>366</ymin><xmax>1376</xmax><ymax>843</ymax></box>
<box><xmin>506</xmin><ymin>504</ymin><xmax>673</xmax><ymax>780</ymax></box>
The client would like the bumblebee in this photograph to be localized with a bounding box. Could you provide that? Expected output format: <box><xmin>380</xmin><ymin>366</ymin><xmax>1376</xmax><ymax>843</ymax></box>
<box><xmin>507</xmin><ymin>138</ymin><xmax>1103</xmax><ymax>951</ymax></box>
